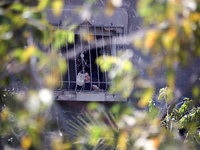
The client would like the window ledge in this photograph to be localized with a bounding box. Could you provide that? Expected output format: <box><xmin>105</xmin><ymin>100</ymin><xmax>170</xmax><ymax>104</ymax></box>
<box><xmin>54</xmin><ymin>90</ymin><xmax>126</xmax><ymax>102</ymax></box>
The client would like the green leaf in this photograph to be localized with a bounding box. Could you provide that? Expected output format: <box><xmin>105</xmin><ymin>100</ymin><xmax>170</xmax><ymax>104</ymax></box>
<box><xmin>87</xmin><ymin>103</ymin><xmax>99</xmax><ymax>111</ymax></box>
<box><xmin>149</xmin><ymin>99</ymin><xmax>155</xmax><ymax>112</ymax></box>
<box><xmin>192</xmin><ymin>86</ymin><xmax>199</xmax><ymax>99</ymax></box>
<box><xmin>58</xmin><ymin>58</ymin><xmax>67</xmax><ymax>72</ymax></box>
<box><xmin>111</xmin><ymin>104</ymin><xmax>121</xmax><ymax>114</ymax></box>
<box><xmin>38</xmin><ymin>0</ymin><xmax>49</xmax><ymax>11</ymax></box>
<box><xmin>123</xmin><ymin>61</ymin><xmax>132</xmax><ymax>72</ymax></box>
<box><xmin>10</xmin><ymin>3</ymin><xmax>24</xmax><ymax>11</ymax></box>
<box><xmin>67</xmin><ymin>31</ymin><xmax>74</xmax><ymax>43</ymax></box>
<box><xmin>138</xmin><ymin>88</ymin><xmax>154</xmax><ymax>108</ymax></box>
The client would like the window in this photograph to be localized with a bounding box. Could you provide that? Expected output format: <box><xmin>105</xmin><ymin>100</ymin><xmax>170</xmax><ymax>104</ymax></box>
<box><xmin>56</xmin><ymin>23</ymin><xmax>126</xmax><ymax>91</ymax></box>
<box><xmin>46</xmin><ymin>6</ymin><xmax>128</xmax><ymax>101</ymax></box>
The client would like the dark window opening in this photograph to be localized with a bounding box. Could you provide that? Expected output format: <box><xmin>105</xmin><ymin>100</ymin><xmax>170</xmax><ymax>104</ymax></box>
<box><xmin>55</xmin><ymin>25</ymin><xmax>126</xmax><ymax>92</ymax></box>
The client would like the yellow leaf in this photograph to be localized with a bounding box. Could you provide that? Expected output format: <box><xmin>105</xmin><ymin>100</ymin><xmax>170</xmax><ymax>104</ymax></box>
<box><xmin>44</xmin><ymin>72</ymin><xmax>60</xmax><ymax>88</ymax></box>
<box><xmin>168</xmin><ymin>28</ymin><xmax>177</xmax><ymax>40</ymax></box>
<box><xmin>67</xmin><ymin>31</ymin><xmax>74</xmax><ymax>43</ymax></box>
<box><xmin>166</xmin><ymin>69</ymin><xmax>175</xmax><ymax>90</ymax></box>
<box><xmin>21</xmin><ymin>45</ymin><xmax>36</xmax><ymax>63</ymax></box>
<box><xmin>189</xmin><ymin>12</ymin><xmax>200</xmax><ymax>22</ymax></box>
<box><xmin>58</xmin><ymin>59</ymin><xmax>67</xmax><ymax>73</ymax></box>
<box><xmin>51</xmin><ymin>138</ymin><xmax>63</xmax><ymax>150</ymax></box>
<box><xmin>38</xmin><ymin>0</ymin><xmax>49</xmax><ymax>11</ymax></box>
<box><xmin>166</xmin><ymin>2</ymin><xmax>176</xmax><ymax>23</ymax></box>
<box><xmin>52</xmin><ymin>0</ymin><xmax>63</xmax><ymax>16</ymax></box>
<box><xmin>117</xmin><ymin>131</ymin><xmax>128</xmax><ymax>150</ymax></box>
<box><xmin>62</xmin><ymin>142</ymin><xmax>72</xmax><ymax>150</ymax></box>
<box><xmin>182</xmin><ymin>19</ymin><xmax>192</xmax><ymax>36</ymax></box>
<box><xmin>0</xmin><ymin>107</ymin><xmax>10</xmax><ymax>121</ymax></box>
<box><xmin>145</xmin><ymin>30</ymin><xmax>159</xmax><ymax>49</ymax></box>
<box><xmin>123</xmin><ymin>61</ymin><xmax>133</xmax><ymax>72</ymax></box>
<box><xmin>152</xmin><ymin>137</ymin><xmax>160</xmax><ymax>148</ymax></box>
<box><xmin>192</xmin><ymin>86</ymin><xmax>199</xmax><ymax>99</ymax></box>
<box><xmin>138</xmin><ymin>88</ymin><xmax>154</xmax><ymax>108</ymax></box>
<box><xmin>105</xmin><ymin>0</ymin><xmax>115</xmax><ymax>16</ymax></box>
<box><xmin>162</xmin><ymin>28</ymin><xmax>177</xmax><ymax>50</ymax></box>
<box><xmin>165</xmin><ymin>56</ymin><xmax>173</xmax><ymax>68</ymax></box>
<box><xmin>21</xmin><ymin>135</ymin><xmax>32</xmax><ymax>150</ymax></box>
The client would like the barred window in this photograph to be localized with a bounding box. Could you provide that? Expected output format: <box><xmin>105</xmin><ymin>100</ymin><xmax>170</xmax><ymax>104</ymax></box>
<box><xmin>46</xmin><ymin>6</ymin><xmax>128</xmax><ymax>101</ymax></box>
<box><xmin>55</xmin><ymin>24</ymin><xmax>126</xmax><ymax>92</ymax></box>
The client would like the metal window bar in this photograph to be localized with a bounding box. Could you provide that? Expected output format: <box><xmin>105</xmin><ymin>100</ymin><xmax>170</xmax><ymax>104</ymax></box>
<box><xmin>57</xmin><ymin>23</ymin><xmax>64</xmax><ymax>89</ymax></box>
<box><xmin>101</xmin><ymin>25</ymin><xmax>108</xmax><ymax>91</ymax></box>
<box><xmin>108</xmin><ymin>26</ymin><xmax>114</xmax><ymax>90</ymax></box>
<box><xmin>73</xmin><ymin>30</ymin><xmax>78</xmax><ymax>92</ymax></box>
<box><xmin>79</xmin><ymin>25</ymin><xmax>85</xmax><ymax>91</ymax></box>
<box><xmin>66</xmin><ymin>33</ymin><xmax>70</xmax><ymax>90</ymax></box>
<box><xmin>87</xmin><ymin>24</ymin><xmax>93</xmax><ymax>90</ymax></box>
<box><xmin>116</xmin><ymin>26</ymin><xmax>119</xmax><ymax>55</ymax></box>
<box><xmin>56</xmin><ymin>24</ymin><xmax>125</xmax><ymax>92</ymax></box>
<box><xmin>94</xmin><ymin>26</ymin><xmax>100</xmax><ymax>88</ymax></box>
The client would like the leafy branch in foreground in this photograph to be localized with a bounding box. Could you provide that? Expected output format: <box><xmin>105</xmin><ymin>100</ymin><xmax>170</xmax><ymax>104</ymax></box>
<box><xmin>64</xmin><ymin>100</ymin><xmax>199</xmax><ymax>150</ymax></box>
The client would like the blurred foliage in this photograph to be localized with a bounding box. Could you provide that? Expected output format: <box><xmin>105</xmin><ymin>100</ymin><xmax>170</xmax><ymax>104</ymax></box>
<box><xmin>97</xmin><ymin>50</ymin><xmax>155</xmax><ymax>107</ymax></box>
<box><xmin>64</xmin><ymin>101</ymin><xmax>199</xmax><ymax>150</ymax></box>
<box><xmin>0</xmin><ymin>0</ymin><xmax>72</xmax><ymax>149</ymax></box>
<box><xmin>158</xmin><ymin>87</ymin><xmax>173</xmax><ymax>102</ymax></box>
<box><xmin>97</xmin><ymin>50</ymin><xmax>137</xmax><ymax>98</ymax></box>
<box><xmin>159</xmin><ymin>96</ymin><xmax>200</xmax><ymax>148</ymax></box>
<box><xmin>135</xmin><ymin>0</ymin><xmax>200</xmax><ymax>90</ymax></box>
<box><xmin>0</xmin><ymin>0</ymin><xmax>200</xmax><ymax>150</ymax></box>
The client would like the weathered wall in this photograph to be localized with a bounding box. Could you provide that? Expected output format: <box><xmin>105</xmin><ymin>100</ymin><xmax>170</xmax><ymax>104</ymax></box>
<box><xmin>63</xmin><ymin>0</ymin><xmax>141</xmax><ymax>33</ymax></box>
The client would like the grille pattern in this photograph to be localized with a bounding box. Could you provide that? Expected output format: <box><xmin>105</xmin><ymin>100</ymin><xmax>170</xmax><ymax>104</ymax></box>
<box><xmin>53</xmin><ymin>24</ymin><xmax>126</xmax><ymax>92</ymax></box>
